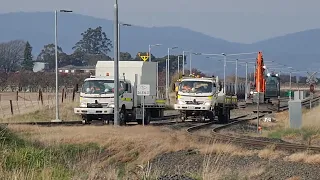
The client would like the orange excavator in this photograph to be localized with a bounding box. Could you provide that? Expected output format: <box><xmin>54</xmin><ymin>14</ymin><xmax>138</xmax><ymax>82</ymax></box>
<box><xmin>250</xmin><ymin>51</ymin><xmax>281</xmax><ymax>104</ymax></box>
<box><xmin>255</xmin><ymin>51</ymin><xmax>266</xmax><ymax>93</ymax></box>
<box><xmin>248</xmin><ymin>51</ymin><xmax>266</xmax><ymax>103</ymax></box>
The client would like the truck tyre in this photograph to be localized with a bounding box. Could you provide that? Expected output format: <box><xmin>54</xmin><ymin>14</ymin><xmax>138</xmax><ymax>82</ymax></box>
<box><xmin>208</xmin><ymin>111</ymin><xmax>215</xmax><ymax>121</ymax></box>
<box><xmin>119</xmin><ymin>108</ymin><xmax>127</xmax><ymax>126</ymax></box>
<box><xmin>223</xmin><ymin>108</ymin><xmax>230</xmax><ymax>124</ymax></box>
<box><xmin>144</xmin><ymin>111</ymin><xmax>151</xmax><ymax>125</ymax></box>
<box><xmin>81</xmin><ymin>115</ymin><xmax>92</xmax><ymax>125</ymax></box>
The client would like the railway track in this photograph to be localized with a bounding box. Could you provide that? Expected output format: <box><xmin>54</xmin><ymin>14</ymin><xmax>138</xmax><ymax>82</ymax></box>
<box><xmin>186</xmin><ymin>113</ymin><xmax>320</xmax><ymax>152</ymax></box>
<box><xmin>0</xmin><ymin>114</ymin><xmax>181</xmax><ymax>127</ymax></box>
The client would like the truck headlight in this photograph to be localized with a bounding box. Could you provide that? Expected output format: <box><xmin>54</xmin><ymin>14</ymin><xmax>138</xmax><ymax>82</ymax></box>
<box><xmin>204</xmin><ymin>102</ymin><xmax>211</xmax><ymax>106</ymax></box>
<box><xmin>108</xmin><ymin>104</ymin><xmax>115</xmax><ymax>108</ymax></box>
<box><xmin>178</xmin><ymin>100</ymin><xmax>186</xmax><ymax>105</ymax></box>
<box><xmin>80</xmin><ymin>102</ymin><xmax>87</xmax><ymax>107</ymax></box>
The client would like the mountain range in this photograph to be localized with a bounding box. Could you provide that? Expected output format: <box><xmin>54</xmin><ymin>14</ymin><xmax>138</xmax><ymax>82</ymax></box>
<box><xmin>0</xmin><ymin>12</ymin><xmax>319</xmax><ymax>76</ymax></box>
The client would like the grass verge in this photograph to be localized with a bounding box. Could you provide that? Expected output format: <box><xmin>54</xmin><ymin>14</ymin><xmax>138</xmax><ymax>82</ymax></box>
<box><xmin>0</xmin><ymin>102</ymin><xmax>81</xmax><ymax>123</ymax></box>
<box><xmin>263</xmin><ymin>105</ymin><xmax>320</xmax><ymax>146</ymax></box>
<box><xmin>0</xmin><ymin>125</ymin><xmax>105</xmax><ymax>180</ymax></box>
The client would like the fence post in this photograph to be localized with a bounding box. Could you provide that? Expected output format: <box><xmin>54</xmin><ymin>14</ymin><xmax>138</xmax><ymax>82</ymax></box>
<box><xmin>16</xmin><ymin>91</ymin><xmax>18</xmax><ymax>101</ymax></box>
<box><xmin>38</xmin><ymin>89</ymin><xmax>41</xmax><ymax>101</ymax></box>
<box><xmin>72</xmin><ymin>88</ymin><xmax>76</xmax><ymax>102</ymax></box>
<box><xmin>9</xmin><ymin>100</ymin><xmax>13</xmax><ymax>115</ymax></box>
<box><xmin>40</xmin><ymin>89</ymin><xmax>43</xmax><ymax>105</ymax></box>
<box><xmin>62</xmin><ymin>88</ymin><xmax>65</xmax><ymax>103</ymax></box>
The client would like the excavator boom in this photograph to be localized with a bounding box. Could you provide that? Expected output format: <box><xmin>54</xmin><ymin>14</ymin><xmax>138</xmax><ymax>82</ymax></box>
<box><xmin>255</xmin><ymin>51</ymin><xmax>266</xmax><ymax>93</ymax></box>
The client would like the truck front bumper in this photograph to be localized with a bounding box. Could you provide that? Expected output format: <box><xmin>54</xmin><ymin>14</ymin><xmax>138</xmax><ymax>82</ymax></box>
<box><xmin>174</xmin><ymin>104</ymin><xmax>211</xmax><ymax>111</ymax></box>
<box><xmin>74</xmin><ymin>107</ymin><xmax>114</xmax><ymax>114</ymax></box>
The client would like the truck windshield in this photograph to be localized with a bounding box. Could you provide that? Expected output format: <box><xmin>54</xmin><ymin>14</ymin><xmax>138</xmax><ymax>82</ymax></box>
<box><xmin>179</xmin><ymin>81</ymin><xmax>214</xmax><ymax>93</ymax></box>
<box><xmin>81</xmin><ymin>80</ymin><xmax>126</xmax><ymax>94</ymax></box>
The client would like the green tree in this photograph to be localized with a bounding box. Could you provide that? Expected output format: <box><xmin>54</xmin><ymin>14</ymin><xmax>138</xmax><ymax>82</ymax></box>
<box><xmin>37</xmin><ymin>44</ymin><xmax>69</xmax><ymax>70</ymax></box>
<box><xmin>21</xmin><ymin>41</ymin><xmax>34</xmax><ymax>71</ymax></box>
<box><xmin>72</xmin><ymin>26</ymin><xmax>113</xmax><ymax>56</ymax></box>
<box><xmin>120</xmin><ymin>52</ymin><xmax>133</xmax><ymax>61</ymax></box>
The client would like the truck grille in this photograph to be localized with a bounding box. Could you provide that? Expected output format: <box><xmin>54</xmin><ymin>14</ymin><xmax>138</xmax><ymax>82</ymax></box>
<box><xmin>185</xmin><ymin>101</ymin><xmax>204</xmax><ymax>105</ymax></box>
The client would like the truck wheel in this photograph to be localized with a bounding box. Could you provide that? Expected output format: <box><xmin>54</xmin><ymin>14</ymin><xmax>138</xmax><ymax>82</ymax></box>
<box><xmin>81</xmin><ymin>115</ymin><xmax>91</xmax><ymax>125</ymax></box>
<box><xmin>199</xmin><ymin>116</ymin><xmax>206</xmax><ymax>122</ymax></box>
<box><xmin>144</xmin><ymin>111</ymin><xmax>151</xmax><ymax>125</ymax></box>
<box><xmin>208</xmin><ymin>111</ymin><xmax>215</xmax><ymax>122</ymax></box>
<box><xmin>223</xmin><ymin>108</ymin><xmax>230</xmax><ymax>124</ymax></box>
<box><xmin>119</xmin><ymin>108</ymin><xmax>127</xmax><ymax>126</ymax></box>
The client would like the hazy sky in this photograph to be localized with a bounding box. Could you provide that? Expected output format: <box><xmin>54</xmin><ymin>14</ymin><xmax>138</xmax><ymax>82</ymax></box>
<box><xmin>1</xmin><ymin>0</ymin><xmax>320</xmax><ymax>43</ymax></box>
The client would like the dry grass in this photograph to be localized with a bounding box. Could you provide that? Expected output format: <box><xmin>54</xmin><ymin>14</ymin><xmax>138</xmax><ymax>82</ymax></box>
<box><xmin>1</xmin><ymin>123</ymin><xmax>269</xmax><ymax>179</ymax></box>
<box><xmin>8</xmin><ymin>124</ymin><xmax>253</xmax><ymax>165</ymax></box>
<box><xmin>0</xmin><ymin>101</ymin><xmax>81</xmax><ymax>123</ymax></box>
<box><xmin>258</xmin><ymin>145</ymin><xmax>286</xmax><ymax>160</ymax></box>
<box><xmin>284</xmin><ymin>152</ymin><xmax>320</xmax><ymax>164</ymax></box>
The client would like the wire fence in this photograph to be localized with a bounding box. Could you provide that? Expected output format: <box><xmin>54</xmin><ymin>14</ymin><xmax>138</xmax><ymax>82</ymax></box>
<box><xmin>0</xmin><ymin>89</ymin><xmax>80</xmax><ymax>119</ymax></box>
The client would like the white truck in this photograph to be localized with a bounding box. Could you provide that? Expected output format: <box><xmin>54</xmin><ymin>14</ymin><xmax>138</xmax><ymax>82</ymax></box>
<box><xmin>173</xmin><ymin>75</ymin><xmax>237</xmax><ymax>123</ymax></box>
<box><xmin>74</xmin><ymin>61</ymin><xmax>166</xmax><ymax>125</ymax></box>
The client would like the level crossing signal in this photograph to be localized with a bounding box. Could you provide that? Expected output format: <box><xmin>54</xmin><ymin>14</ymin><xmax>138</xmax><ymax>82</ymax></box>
<box><xmin>138</xmin><ymin>53</ymin><xmax>150</xmax><ymax>62</ymax></box>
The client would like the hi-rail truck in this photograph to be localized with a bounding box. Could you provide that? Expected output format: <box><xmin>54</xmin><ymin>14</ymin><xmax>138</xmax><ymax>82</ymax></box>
<box><xmin>74</xmin><ymin>61</ymin><xmax>166</xmax><ymax>125</ymax></box>
<box><xmin>173</xmin><ymin>75</ymin><xmax>237</xmax><ymax>123</ymax></box>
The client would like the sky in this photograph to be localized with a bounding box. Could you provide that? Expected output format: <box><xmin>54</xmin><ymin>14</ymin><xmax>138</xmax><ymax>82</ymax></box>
<box><xmin>1</xmin><ymin>0</ymin><xmax>320</xmax><ymax>43</ymax></box>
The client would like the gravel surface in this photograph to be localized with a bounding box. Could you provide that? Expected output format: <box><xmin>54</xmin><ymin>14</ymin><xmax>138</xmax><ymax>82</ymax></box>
<box><xmin>151</xmin><ymin>150</ymin><xmax>320</xmax><ymax>180</ymax></box>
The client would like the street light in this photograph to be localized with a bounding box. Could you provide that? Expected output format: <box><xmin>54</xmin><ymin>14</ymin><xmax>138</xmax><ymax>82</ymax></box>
<box><xmin>149</xmin><ymin>44</ymin><xmax>162</xmax><ymax>62</ymax></box>
<box><xmin>177</xmin><ymin>55</ymin><xmax>183</xmax><ymax>74</ymax></box>
<box><xmin>52</xmin><ymin>9</ymin><xmax>72</xmax><ymax>123</ymax></box>
<box><xmin>190</xmin><ymin>52</ymin><xmax>201</xmax><ymax>74</ymax></box>
<box><xmin>182</xmin><ymin>50</ymin><xmax>192</xmax><ymax>75</ymax></box>
<box><xmin>118</xmin><ymin>23</ymin><xmax>132</xmax><ymax>62</ymax></box>
<box><xmin>114</xmin><ymin>0</ymin><xmax>120</xmax><ymax>126</ymax></box>
<box><xmin>166</xmin><ymin>46</ymin><xmax>178</xmax><ymax>103</ymax></box>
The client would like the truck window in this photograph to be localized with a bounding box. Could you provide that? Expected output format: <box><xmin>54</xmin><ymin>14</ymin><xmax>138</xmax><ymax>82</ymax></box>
<box><xmin>179</xmin><ymin>81</ymin><xmax>213</xmax><ymax>93</ymax></box>
<box><xmin>82</xmin><ymin>80</ymin><xmax>126</xmax><ymax>94</ymax></box>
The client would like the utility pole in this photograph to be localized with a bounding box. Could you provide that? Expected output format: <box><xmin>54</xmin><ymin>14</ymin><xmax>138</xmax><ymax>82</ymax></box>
<box><xmin>54</xmin><ymin>10</ymin><xmax>59</xmax><ymax>122</ymax></box>
<box><xmin>114</xmin><ymin>0</ymin><xmax>120</xmax><ymax>126</ymax></box>
<box><xmin>52</xmin><ymin>9</ymin><xmax>72</xmax><ymax>123</ymax></box>
<box><xmin>235</xmin><ymin>58</ymin><xmax>238</xmax><ymax>96</ymax></box>
<box><xmin>245</xmin><ymin>62</ymin><xmax>248</xmax><ymax>101</ymax></box>
<box><xmin>182</xmin><ymin>51</ymin><xmax>185</xmax><ymax>75</ymax></box>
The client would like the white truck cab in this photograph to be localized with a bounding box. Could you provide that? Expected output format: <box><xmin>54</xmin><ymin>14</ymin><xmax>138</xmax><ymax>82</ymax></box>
<box><xmin>173</xmin><ymin>75</ymin><xmax>237</xmax><ymax>123</ymax></box>
<box><xmin>74</xmin><ymin>61</ymin><xmax>166</xmax><ymax>125</ymax></box>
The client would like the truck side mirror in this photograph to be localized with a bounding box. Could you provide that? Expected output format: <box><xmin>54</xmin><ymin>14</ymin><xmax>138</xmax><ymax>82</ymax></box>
<box><xmin>125</xmin><ymin>83</ymin><xmax>129</xmax><ymax>91</ymax></box>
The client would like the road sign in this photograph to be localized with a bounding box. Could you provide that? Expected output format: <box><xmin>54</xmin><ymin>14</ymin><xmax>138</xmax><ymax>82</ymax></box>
<box><xmin>306</xmin><ymin>72</ymin><xmax>318</xmax><ymax>85</ymax></box>
<box><xmin>287</xmin><ymin>90</ymin><xmax>292</xmax><ymax>97</ymax></box>
<box><xmin>137</xmin><ymin>84</ymin><xmax>150</xmax><ymax>96</ymax></box>
<box><xmin>310</xmin><ymin>84</ymin><xmax>315</xmax><ymax>93</ymax></box>
<box><xmin>138</xmin><ymin>53</ymin><xmax>150</xmax><ymax>62</ymax></box>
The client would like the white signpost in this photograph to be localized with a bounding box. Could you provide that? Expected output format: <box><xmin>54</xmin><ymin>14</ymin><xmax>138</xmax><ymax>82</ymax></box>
<box><xmin>137</xmin><ymin>84</ymin><xmax>150</xmax><ymax>126</ymax></box>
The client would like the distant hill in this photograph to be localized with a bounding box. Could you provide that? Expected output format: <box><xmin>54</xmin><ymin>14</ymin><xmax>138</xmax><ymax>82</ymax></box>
<box><xmin>0</xmin><ymin>12</ymin><xmax>319</xmax><ymax>76</ymax></box>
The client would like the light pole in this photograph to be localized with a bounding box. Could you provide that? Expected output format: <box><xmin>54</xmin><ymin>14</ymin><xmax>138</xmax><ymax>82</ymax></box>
<box><xmin>114</xmin><ymin>0</ymin><xmax>120</xmax><ymax>126</ymax></box>
<box><xmin>52</xmin><ymin>9</ymin><xmax>72</xmax><ymax>123</ymax></box>
<box><xmin>177</xmin><ymin>55</ymin><xmax>182</xmax><ymax>75</ymax></box>
<box><xmin>189</xmin><ymin>52</ymin><xmax>201</xmax><ymax>74</ymax></box>
<box><xmin>149</xmin><ymin>44</ymin><xmax>162</xmax><ymax>62</ymax></box>
<box><xmin>166</xmin><ymin>46</ymin><xmax>178</xmax><ymax>103</ymax></box>
<box><xmin>118</xmin><ymin>23</ymin><xmax>132</xmax><ymax>61</ymax></box>
<box><xmin>182</xmin><ymin>50</ymin><xmax>192</xmax><ymax>75</ymax></box>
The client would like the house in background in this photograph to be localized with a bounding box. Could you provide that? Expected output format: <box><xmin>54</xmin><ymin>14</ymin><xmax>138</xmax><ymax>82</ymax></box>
<box><xmin>58</xmin><ymin>65</ymin><xmax>95</xmax><ymax>74</ymax></box>
<box><xmin>33</xmin><ymin>61</ymin><xmax>49</xmax><ymax>72</ymax></box>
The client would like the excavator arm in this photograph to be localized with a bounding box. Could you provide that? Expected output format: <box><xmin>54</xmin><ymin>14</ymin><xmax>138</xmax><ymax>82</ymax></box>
<box><xmin>254</xmin><ymin>51</ymin><xmax>266</xmax><ymax>93</ymax></box>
